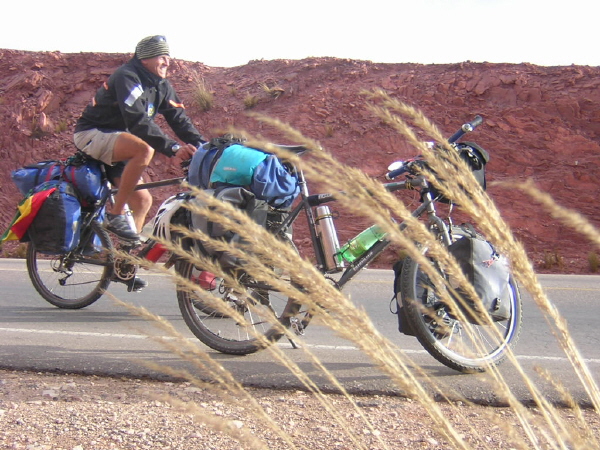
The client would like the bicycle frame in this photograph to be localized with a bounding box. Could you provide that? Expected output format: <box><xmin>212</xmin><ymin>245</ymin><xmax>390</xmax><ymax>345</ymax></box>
<box><xmin>272</xmin><ymin>168</ymin><xmax>454</xmax><ymax>291</ymax></box>
<box><xmin>75</xmin><ymin>171</ymin><xmax>184</xmax><ymax>264</ymax></box>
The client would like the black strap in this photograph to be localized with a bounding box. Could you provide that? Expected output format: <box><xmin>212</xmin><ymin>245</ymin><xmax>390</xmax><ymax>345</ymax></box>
<box><xmin>207</xmin><ymin>147</ymin><xmax>226</xmax><ymax>189</ymax></box>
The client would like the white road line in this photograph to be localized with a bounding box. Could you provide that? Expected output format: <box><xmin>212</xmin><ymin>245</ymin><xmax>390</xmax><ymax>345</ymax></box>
<box><xmin>2</xmin><ymin>327</ymin><xmax>599</xmax><ymax>364</ymax></box>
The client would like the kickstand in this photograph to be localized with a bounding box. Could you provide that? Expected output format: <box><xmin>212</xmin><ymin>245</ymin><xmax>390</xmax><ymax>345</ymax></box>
<box><xmin>287</xmin><ymin>337</ymin><xmax>300</xmax><ymax>349</ymax></box>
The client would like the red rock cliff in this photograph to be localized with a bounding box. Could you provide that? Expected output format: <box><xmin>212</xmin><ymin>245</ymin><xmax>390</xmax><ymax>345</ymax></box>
<box><xmin>1</xmin><ymin>49</ymin><xmax>599</xmax><ymax>273</ymax></box>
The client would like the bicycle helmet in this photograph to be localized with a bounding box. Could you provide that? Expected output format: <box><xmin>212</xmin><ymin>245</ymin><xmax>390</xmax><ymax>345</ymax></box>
<box><xmin>143</xmin><ymin>194</ymin><xmax>186</xmax><ymax>242</ymax></box>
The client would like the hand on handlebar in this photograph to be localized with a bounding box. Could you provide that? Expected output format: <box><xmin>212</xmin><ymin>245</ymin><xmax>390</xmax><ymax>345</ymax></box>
<box><xmin>172</xmin><ymin>143</ymin><xmax>197</xmax><ymax>170</ymax></box>
<box><xmin>180</xmin><ymin>143</ymin><xmax>197</xmax><ymax>159</ymax></box>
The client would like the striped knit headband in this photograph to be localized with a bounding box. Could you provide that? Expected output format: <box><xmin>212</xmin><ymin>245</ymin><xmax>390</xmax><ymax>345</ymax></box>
<box><xmin>135</xmin><ymin>35</ymin><xmax>170</xmax><ymax>60</ymax></box>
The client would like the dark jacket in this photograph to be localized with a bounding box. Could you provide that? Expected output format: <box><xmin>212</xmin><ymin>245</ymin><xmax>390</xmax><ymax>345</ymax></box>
<box><xmin>75</xmin><ymin>57</ymin><xmax>205</xmax><ymax>157</ymax></box>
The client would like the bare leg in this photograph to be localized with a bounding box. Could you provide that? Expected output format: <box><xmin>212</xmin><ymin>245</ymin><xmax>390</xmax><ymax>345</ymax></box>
<box><xmin>110</xmin><ymin>133</ymin><xmax>154</xmax><ymax>217</ymax></box>
<box><xmin>127</xmin><ymin>188</ymin><xmax>153</xmax><ymax>233</ymax></box>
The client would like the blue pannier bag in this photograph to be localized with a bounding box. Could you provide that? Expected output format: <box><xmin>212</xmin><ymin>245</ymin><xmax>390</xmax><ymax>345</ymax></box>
<box><xmin>210</xmin><ymin>144</ymin><xmax>269</xmax><ymax>186</ymax></box>
<box><xmin>188</xmin><ymin>142</ymin><xmax>299</xmax><ymax>208</ymax></box>
<box><xmin>62</xmin><ymin>158</ymin><xmax>106</xmax><ymax>206</ymax></box>
<box><xmin>11</xmin><ymin>156</ymin><xmax>106</xmax><ymax>206</ymax></box>
<box><xmin>27</xmin><ymin>180</ymin><xmax>82</xmax><ymax>254</ymax></box>
<box><xmin>11</xmin><ymin>160</ymin><xmax>61</xmax><ymax>194</ymax></box>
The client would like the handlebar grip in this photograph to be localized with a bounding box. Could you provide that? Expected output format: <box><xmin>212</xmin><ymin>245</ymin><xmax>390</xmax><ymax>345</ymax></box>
<box><xmin>469</xmin><ymin>115</ymin><xmax>483</xmax><ymax>128</ymax></box>
<box><xmin>448</xmin><ymin>115</ymin><xmax>484</xmax><ymax>143</ymax></box>
<box><xmin>386</xmin><ymin>166</ymin><xmax>408</xmax><ymax>180</ymax></box>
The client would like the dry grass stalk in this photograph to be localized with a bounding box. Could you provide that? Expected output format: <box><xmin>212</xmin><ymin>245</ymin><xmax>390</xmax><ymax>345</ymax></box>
<box><xmin>260</xmin><ymin>82</ymin><xmax>285</xmax><ymax>98</ymax></box>
<box><xmin>114</xmin><ymin>197</ymin><xmax>482</xmax><ymax>448</ymax></box>
<box><xmin>112</xmin><ymin>234</ymin><xmax>392</xmax><ymax>449</ymax></box>
<box><xmin>190</xmin><ymin>73</ymin><xmax>214</xmax><ymax>112</ymax></box>
<box><xmin>361</xmin><ymin>90</ymin><xmax>600</xmax><ymax>413</ymax></box>
<box><xmin>241</xmin><ymin>106</ymin><xmax>596</xmax><ymax>442</ymax></box>
<box><xmin>107</xmin><ymin>100</ymin><xmax>600</xmax><ymax>448</ymax></box>
<box><xmin>534</xmin><ymin>367</ymin><xmax>600</xmax><ymax>448</ymax></box>
<box><xmin>200</xmin><ymin>125</ymin><xmax>520</xmax><ymax>446</ymax></box>
<box><xmin>107</xmin><ymin>291</ymin><xmax>302</xmax><ymax>449</ymax></box>
<box><xmin>495</xmin><ymin>178</ymin><xmax>600</xmax><ymax>250</ymax></box>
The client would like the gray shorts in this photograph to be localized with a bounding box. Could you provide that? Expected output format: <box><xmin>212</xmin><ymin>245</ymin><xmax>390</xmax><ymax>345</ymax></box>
<box><xmin>74</xmin><ymin>129</ymin><xmax>123</xmax><ymax>165</ymax></box>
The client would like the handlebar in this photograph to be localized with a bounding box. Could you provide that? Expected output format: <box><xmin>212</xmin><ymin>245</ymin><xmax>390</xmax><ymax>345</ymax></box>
<box><xmin>448</xmin><ymin>115</ymin><xmax>483</xmax><ymax>144</ymax></box>
<box><xmin>385</xmin><ymin>163</ymin><xmax>408</xmax><ymax>180</ymax></box>
<box><xmin>385</xmin><ymin>115</ymin><xmax>483</xmax><ymax>180</ymax></box>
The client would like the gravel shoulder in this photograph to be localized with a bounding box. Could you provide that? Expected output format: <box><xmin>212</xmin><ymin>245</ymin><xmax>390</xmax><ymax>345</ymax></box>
<box><xmin>1</xmin><ymin>369</ymin><xmax>599</xmax><ymax>450</ymax></box>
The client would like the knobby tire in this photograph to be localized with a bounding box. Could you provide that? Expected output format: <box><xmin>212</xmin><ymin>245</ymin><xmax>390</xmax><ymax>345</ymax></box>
<box><xmin>26</xmin><ymin>221</ymin><xmax>114</xmax><ymax>309</ymax></box>
<box><xmin>176</xmin><ymin>236</ymin><xmax>308</xmax><ymax>355</ymax></box>
<box><xmin>399</xmin><ymin>227</ymin><xmax>523</xmax><ymax>372</ymax></box>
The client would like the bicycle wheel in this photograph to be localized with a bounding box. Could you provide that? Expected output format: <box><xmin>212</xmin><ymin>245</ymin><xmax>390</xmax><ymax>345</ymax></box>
<box><xmin>399</xmin><ymin>230</ymin><xmax>522</xmax><ymax>373</ymax></box>
<box><xmin>26</xmin><ymin>221</ymin><xmax>114</xmax><ymax>309</ymax></box>
<box><xmin>176</xmin><ymin>239</ymin><xmax>310</xmax><ymax>355</ymax></box>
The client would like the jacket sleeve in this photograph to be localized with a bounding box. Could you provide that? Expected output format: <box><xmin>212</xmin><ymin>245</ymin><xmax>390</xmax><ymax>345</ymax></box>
<box><xmin>112</xmin><ymin>70</ymin><xmax>180</xmax><ymax>156</ymax></box>
<box><xmin>158</xmin><ymin>81</ymin><xmax>206</xmax><ymax>148</ymax></box>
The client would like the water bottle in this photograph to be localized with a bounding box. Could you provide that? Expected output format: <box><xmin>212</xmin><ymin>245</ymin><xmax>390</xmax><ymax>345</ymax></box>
<box><xmin>314</xmin><ymin>206</ymin><xmax>344</xmax><ymax>272</ymax></box>
<box><xmin>337</xmin><ymin>224</ymin><xmax>386</xmax><ymax>263</ymax></box>
<box><xmin>123</xmin><ymin>204</ymin><xmax>137</xmax><ymax>233</ymax></box>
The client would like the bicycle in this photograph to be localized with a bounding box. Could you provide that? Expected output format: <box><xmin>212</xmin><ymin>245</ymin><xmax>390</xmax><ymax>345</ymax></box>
<box><xmin>25</xmin><ymin>161</ymin><xmax>184</xmax><ymax>310</ymax></box>
<box><xmin>174</xmin><ymin>116</ymin><xmax>523</xmax><ymax>373</ymax></box>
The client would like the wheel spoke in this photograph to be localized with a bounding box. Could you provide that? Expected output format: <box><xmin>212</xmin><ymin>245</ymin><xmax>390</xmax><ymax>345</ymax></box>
<box><xmin>26</xmin><ymin>221</ymin><xmax>113</xmax><ymax>309</ymax></box>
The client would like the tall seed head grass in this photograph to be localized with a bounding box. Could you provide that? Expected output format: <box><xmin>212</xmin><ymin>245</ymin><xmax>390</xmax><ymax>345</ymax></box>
<box><xmin>110</xmin><ymin>95</ymin><xmax>600</xmax><ymax>449</ymax></box>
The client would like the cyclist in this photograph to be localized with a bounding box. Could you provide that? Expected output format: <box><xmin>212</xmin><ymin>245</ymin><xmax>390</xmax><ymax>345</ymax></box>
<box><xmin>73</xmin><ymin>35</ymin><xmax>206</xmax><ymax>291</ymax></box>
<box><xmin>73</xmin><ymin>35</ymin><xmax>206</xmax><ymax>241</ymax></box>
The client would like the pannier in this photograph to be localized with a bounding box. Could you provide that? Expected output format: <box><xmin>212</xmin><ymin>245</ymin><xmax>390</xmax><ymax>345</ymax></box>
<box><xmin>27</xmin><ymin>180</ymin><xmax>82</xmax><ymax>254</ymax></box>
<box><xmin>11</xmin><ymin>155</ymin><xmax>106</xmax><ymax>206</ymax></box>
<box><xmin>188</xmin><ymin>139</ymin><xmax>299</xmax><ymax>209</ymax></box>
<box><xmin>448</xmin><ymin>232</ymin><xmax>511</xmax><ymax>323</ymax></box>
<box><xmin>188</xmin><ymin>186</ymin><xmax>269</xmax><ymax>269</ymax></box>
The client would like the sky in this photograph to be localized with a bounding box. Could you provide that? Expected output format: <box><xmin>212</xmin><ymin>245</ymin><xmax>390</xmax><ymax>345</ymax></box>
<box><xmin>2</xmin><ymin>0</ymin><xmax>597</xmax><ymax>68</ymax></box>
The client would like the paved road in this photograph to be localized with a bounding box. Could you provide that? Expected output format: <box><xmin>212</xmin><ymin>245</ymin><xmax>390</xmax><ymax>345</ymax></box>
<box><xmin>0</xmin><ymin>259</ymin><xmax>598</xmax><ymax>406</ymax></box>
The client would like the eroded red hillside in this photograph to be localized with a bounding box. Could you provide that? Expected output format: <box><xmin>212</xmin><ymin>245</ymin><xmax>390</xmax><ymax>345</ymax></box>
<box><xmin>1</xmin><ymin>49</ymin><xmax>599</xmax><ymax>273</ymax></box>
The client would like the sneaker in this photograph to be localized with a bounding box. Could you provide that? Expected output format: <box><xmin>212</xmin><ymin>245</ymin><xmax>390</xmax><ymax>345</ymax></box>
<box><xmin>112</xmin><ymin>274</ymin><xmax>148</xmax><ymax>292</ymax></box>
<box><xmin>105</xmin><ymin>213</ymin><xmax>140</xmax><ymax>242</ymax></box>
<box><xmin>128</xmin><ymin>276</ymin><xmax>148</xmax><ymax>292</ymax></box>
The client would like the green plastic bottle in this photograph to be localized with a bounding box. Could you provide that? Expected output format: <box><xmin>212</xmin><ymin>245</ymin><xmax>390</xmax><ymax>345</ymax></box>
<box><xmin>337</xmin><ymin>224</ymin><xmax>386</xmax><ymax>263</ymax></box>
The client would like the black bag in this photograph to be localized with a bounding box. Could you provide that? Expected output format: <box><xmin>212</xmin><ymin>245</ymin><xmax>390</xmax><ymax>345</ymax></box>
<box><xmin>430</xmin><ymin>142</ymin><xmax>489</xmax><ymax>204</ymax></box>
<box><xmin>189</xmin><ymin>186</ymin><xmax>269</xmax><ymax>268</ymax></box>
<box><xmin>448</xmin><ymin>232</ymin><xmax>511</xmax><ymax>323</ymax></box>
<box><xmin>28</xmin><ymin>180</ymin><xmax>82</xmax><ymax>254</ymax></box>
<box><xmin>392</xmin><ymin>258</ymin><xmax>417</xmax><ymax>336</ymax></box>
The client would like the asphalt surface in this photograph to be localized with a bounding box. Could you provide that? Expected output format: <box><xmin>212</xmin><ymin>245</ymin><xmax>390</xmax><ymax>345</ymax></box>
<box><xmin>1</xmin><ymin>259</ymin><xmax>599</xmax><ymax>406</ymax></box>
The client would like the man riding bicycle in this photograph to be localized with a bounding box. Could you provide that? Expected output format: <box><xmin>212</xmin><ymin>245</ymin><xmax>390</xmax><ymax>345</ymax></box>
<box><xmin>73</xmin><ymin>35</ymin><xmax>206</xmax><ymax>290</ymax></box>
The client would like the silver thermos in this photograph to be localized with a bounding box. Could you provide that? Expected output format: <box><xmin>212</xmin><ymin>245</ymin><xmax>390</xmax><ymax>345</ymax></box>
<box><xmin>315</xmin><ymin>206</ymin><xmax>344</xmax><ymax>272</ymax></box>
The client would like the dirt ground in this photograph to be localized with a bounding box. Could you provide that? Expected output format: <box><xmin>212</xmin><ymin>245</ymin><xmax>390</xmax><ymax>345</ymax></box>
<box><xmin>1</xmin><ymin>369</ymin><xmax>598</xmax><ymax>450</ymax></box>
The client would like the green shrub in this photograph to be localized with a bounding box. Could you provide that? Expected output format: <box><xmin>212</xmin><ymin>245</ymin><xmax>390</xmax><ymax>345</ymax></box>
<box><xmin>243</xmin><ymin>94</ymin><xmax>259</xmax><ymax>109</ymax></box>
<box><xmin>192</xmin><ymin>77</ymin><xmax>214</xmax><ymax>112</ymax></box>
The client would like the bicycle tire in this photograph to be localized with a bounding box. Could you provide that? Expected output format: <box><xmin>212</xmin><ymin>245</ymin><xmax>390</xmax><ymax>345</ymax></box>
<box><xmin>399</xmin><ymin>227</ymin><xmax>522</xmax><ymax>372</ymax></box>
<box><xmin>26</xmin><ymin>220</ymin><xmax>114</xmax><ymax>309</ymax></box>
<box><xmin>176</xmin><ymin>237</ymin><xmax>310</xmax><ymax>355</ymax></box>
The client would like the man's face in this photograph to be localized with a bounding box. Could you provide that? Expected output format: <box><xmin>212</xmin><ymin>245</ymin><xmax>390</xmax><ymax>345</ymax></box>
<box><xmin>141</xmin><ymin>55</ymin><xmax>170</xmax><ymax>78</ymax></box>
